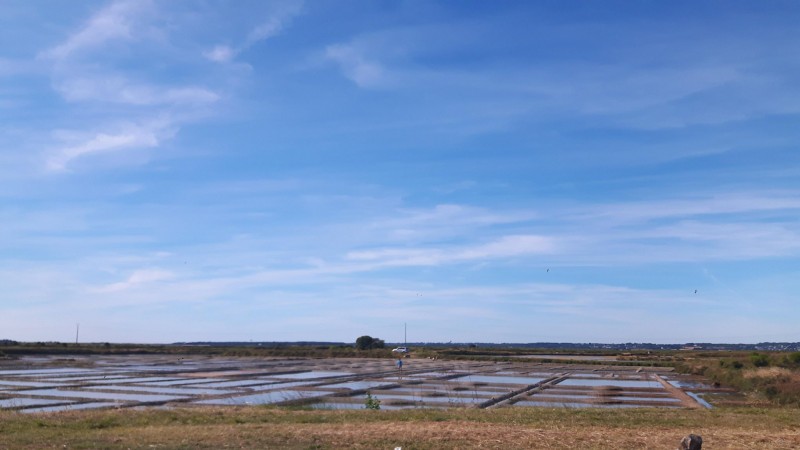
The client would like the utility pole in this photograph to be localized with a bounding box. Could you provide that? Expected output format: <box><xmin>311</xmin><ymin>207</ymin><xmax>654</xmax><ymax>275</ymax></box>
<box><xmin>404</xmin><ymin>322</ymin><xmax>407</xmax><ymax>347</ymax></box>
<box><xmin>75</xmin><ymin>323</ymin><xmax>79</xmax><ymax>344</ymax></box>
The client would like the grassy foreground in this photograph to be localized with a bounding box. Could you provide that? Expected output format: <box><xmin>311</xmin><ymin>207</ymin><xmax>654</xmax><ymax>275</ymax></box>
<box><xmin>1</xmin><ymin>406</ymin><xmax>798</xmax><ymax>449</ymax></box>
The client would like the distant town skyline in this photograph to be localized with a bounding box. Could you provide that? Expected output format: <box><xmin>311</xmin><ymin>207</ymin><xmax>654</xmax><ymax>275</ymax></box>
<box><xmin>2</xmin><ymin>1</ymin><xmax>799</xmax><ymax>343</ymax></box>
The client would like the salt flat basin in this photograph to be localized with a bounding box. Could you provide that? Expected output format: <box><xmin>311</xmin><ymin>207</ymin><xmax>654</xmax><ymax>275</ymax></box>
<box><xmin>369</xmin><ymin>393</ymin><xmax>484</xmax><ymax>405</ymax></box>
<box><xmin>557</xmin><ymin>379</ymin><xmax>662</xmax><ymax>388</ymax></box>
<box><xmin>83</xmin><ymin>385</ymin><xmax>238</xmax><ymax>396</ymax></box>
<box><xmin>0</xmin><ymin>356</ymin><xmax>711</xmax><ymax>412</ymax></box>
<box><xmin>451</xmin><ymin>375</ymin><xmax>546</xmax><ymax>385</ymax></box>
<box><xmin>88</xmin><ymin>377</ymin><xmax>183</xmax><ymax>385</ymax></box>
<box><xmin>530</xmin><ymin>390</ymin><xmax>594</xmax><ymax>400</ymax></box>
<box><xmin>311</xmin><ymin>402</ymin><xmax>418</xmax><ymax>411</ymax></box>
<box><xmin>194</xmin><ymin>389</ymin><xmax>335</xmax><ymax>405</ymax></box>
<box><xmin>0</xmin><ymin>380</ymin><xmax>68</xmax><ymax>388</ymax></box>
<box><xmin>513</xmin><ymin>400</ymin><xmax>676</xmax><ymax>409</ymax></box>
<box><xmin>21</xmin><ymin>402</ymin><xmax>117</xmax><ymax>414</ymax></box>
<box><xmin>0</xmin><ymin>368</ymin><xmax>93</xmax><ymax>376</ymax></box>
<box><xmin>322</xmin><ymin>381</ymin><xmax>396</xmax><ymax>390</ymax></box>
<box><xmin>273</xmin><ymin>371</ymin><xmax>354</xmax><ymax>380</ymax></box>
<box><xmin>186</xmin><ymin>379</ymin><xmax>278</xmax><ymax>388</ymax></box>
<box><xmin>511</xmin><ymin>355</ymin><xmax>618</xmax><ymax>361</ymax></box>
<box><xmin>0</xmin><ymin>397</ymin><xmax>73</xmax><ymax>408</ymax></box>
<box><xmin>18</xmin><ymin>389</ymin><xmax>187</xmax><ymax>403</ymax></box>
<box><xmin>687</xmin><ymin>392</ymin><xmax>713</xmax><ymax>409</ymax></box>
<box><xmin>668</xmin><ymin>379</ymin><xmax>713</xmax><ymax>389</ymax></box>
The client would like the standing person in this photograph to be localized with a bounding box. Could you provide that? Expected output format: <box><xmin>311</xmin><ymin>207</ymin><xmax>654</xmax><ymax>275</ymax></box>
<box><xmin>396</xmin><ymin>358</ymin><xmax>403</xmax><ymax>371</ymax></box>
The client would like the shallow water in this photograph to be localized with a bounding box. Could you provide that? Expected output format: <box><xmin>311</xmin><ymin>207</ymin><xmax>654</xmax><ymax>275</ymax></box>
<box><xmin>0</xmin><ymin>397</ymin><xmax>73</xmax><ymax>408</ymax></box>
<box><xmin>557</xmin><ymin>378</ymin><xmax>662</xmax><ymax>388</ymax></box>
<box><xmin>88</xmin><ymin>377</ymin><xmax>183</xmax><ymax>385</ymax></box>
<box><xmin>194</xmin><ymin>389</ymin><xmax>335</xmax><ymax>405</ymax></box>
<box><xmin>36</xmin><ymin>375</ymin><xmax>131</xmax><ymax>382</ymax></box>
<box><xmin>530</xmin><ymin>391</ymin><xmax>594</xmax><ymax>399</ymax></box>
<box><xmin>368</xmin><ymin>393</ymin><xmax>483</xmax><ymax>404</ymax></box>
<box><xmin>83</xmin><ymin>385</ymin><xmax>238</xmax><ymax>396</ymax></box>
<box><xmin>605</xmin><ymin>396</ymin><xmax>681</xmax><ymax>403</ymax></box>
<box><xmin>20</xmin><ymin>401</ymin><xmax>117</xmax><ymax>413</ymax></box>
<box><xmin>668</xmin><ymin>380</ymin><xmax>713</xmax><ymax>389</ymax></box>
<box><xmin>273</xmin><ymin>371</ymin><xmax>353</xmax><ymax>380</ymax></box>
<box><xmin>687</xmin><ymin>391</ymin><xmax>713</xmax><ymax>409</ymax></box>
<box><xmin>187</xmin><ymin>379</ymin><xmax>277</xmax><ymax>388</ymax></box>
<box><xmin>322</xmin><ymin>381</ymin><xmax>396</xmax><ymax>390</ymax></box>
<box><xmin>0</xmin><ymin>368</ymin><xmax>92</xmax><ymax>376</ymax></box>
<box><xmin>0</xmin><ymin>356</ymin><xmax>713</xmax><ymax>413</ymax></box>
<box><xmin>139</xmin><ymin>378</ymin><xmax>224</xmax><ymax>386</ymax></box>
<box><xmin>19</xmin><ymin>389</ymin><xmax>187</xmax><ymax>403</ymax></box>
<box><xmin>0</xmin><ymin>380</ymin><xmax>67</xmax><ymax>388</ymax></box>
<box><xmin>312</xmin><ymin>402</ymin><xmax>421</xmax><ymax>411</ymax></box>
<box><xmin>513</xmin><ymin>400</ymin><xmax>676</xmax><ymax>409</ymax></box>
<box><xmin>451</xmin><ymin>375</ymin><xmax>546</xmax><ymax>385</ymax></box>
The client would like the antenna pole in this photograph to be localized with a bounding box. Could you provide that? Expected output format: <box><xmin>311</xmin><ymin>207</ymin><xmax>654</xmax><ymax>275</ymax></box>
<box><xmin>404</xmin><ymin>322</ymin><xmax>407</xmax><ymax>347</ymax></box>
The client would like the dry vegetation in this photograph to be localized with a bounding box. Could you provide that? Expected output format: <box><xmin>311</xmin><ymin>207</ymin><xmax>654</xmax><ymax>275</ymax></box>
<box><xmin>677</xmin><ymin>351</ymin><xmax>800</xmax><ymax>406</ymax></box>
<box><xmin>1</xmin><ymin>406</ymin><xmax>799</xmax><ymax>449</ymax></box>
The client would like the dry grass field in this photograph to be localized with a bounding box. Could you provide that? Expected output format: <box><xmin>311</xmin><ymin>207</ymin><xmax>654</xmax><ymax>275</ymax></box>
<box><xmin>1</xmin><ymin>406</ymin><xmax>799</xmax><ymax>449</ymax></box>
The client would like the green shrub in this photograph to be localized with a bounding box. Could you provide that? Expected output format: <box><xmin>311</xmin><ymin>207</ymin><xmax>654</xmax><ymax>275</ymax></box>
<box><xmin>751</xmin><ymin>353</ymin><xmax>770</xmax><ymax>367</ymax></box>
<box><xmin>364</xmin><ymin>392</ymin><xmax>381</xmax><ymax>410</ymax></box>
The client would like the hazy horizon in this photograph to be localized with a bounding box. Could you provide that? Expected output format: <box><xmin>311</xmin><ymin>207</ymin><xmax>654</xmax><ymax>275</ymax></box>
<box><xmin>2</xmin><ymin>1</ymin><xmax>799</xmax><ymax>344</ymax></box>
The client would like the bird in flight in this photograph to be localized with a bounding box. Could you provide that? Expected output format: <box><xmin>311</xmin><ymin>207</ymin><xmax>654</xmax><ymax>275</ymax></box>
<box><xmin>694</xmin><ymin>290</ymin><xmax>698</xmax><ymax>294</ymax></box>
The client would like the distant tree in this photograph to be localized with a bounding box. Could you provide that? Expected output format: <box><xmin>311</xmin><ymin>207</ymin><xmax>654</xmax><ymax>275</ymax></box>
<box><xmin>355</xmin><ymin>335</ymin><xmax>385</xmax><ymax>350</ymax></box>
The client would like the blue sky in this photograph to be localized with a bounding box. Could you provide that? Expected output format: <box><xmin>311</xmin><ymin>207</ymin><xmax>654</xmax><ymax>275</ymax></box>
<box><xmin>2</xmin><ymin>1</ymin><xmax>799</xmax><ymax>344</ymax></box>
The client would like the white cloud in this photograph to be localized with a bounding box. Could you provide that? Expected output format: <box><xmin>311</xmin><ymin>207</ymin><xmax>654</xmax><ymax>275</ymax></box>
<box><xmin>40</xmin><ymin>0</ymin><xmax>153</xmax><ymax>61</ymax></box>
<box><xmin>346</xmin><ymin>234</ymin><xmax>555</xmax><ymax>267</ymax></box>
<box><xmin>55</xmin><ymin>75</ymin><xmax>219</xmax><ymax>106</ymax></box>
<box><xmin>204</xmin><ymin>0</ymin><xmax>304</xmax><ymax>63</ymax></box>
<box><xmin>366</xmin><ymin>204</ymin><xmax>537</xmax><ymax>243</ymax></box>
<box><xmin>246</xmin><ymin>18</ymin><xmax>284</xmax><ymax>45</ymax></box>
<box><xmin>325</xmin><ymin>43</ymin><xmax>387</xmax><ymax>88</ymax></box>
<box><xmin>203</xmin><ymin>45</ymin><xmax>235</xmax><ymax>63</ymax></box>
<box><xmin>46</xmin><ymin>120</ymin><xmax>170</xmax><ymax>172</ymax></box>
<box><xmin>94</xmin><ymin>268</ymin><xmax>174</xmax><ymax>293</ymax></box>
<box><xmin>578</xmin><ymin>192</ymin><xmax>800</xmax><ymax>224</ymax></box>
<box><xmin>36</xmin><ymin>1</ymin><xmax>222</xmax><ymax>173</ymax></box>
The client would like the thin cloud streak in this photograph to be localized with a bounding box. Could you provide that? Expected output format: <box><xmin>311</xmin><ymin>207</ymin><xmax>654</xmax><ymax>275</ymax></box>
<box><xmin>203</xmin><ymin>0</ymin><xmax>304</xmax><ymax>63</ymax></box>
<box><xmin>40</xmin><ymin>0</ymin><xmax>154</xmax><ymax>61</ymax></box>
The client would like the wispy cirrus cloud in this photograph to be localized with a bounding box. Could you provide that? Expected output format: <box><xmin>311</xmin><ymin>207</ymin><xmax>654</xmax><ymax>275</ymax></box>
<box><xmin>203</xmin><ymin>0</ymin><xmax>304</xmax><ymax>63</ymax></box>
<box><xmin>39</xmin><ymin>0</ymin><xmax>154</xmax><ymax>61</ymax></box>
<box><xmin>46</xmin><ymin>119</ymin><xmax>172</xmax><ymax>172</ymax></box>
<box><xmin>94</xmin><ymin>268</ymin><xmax>174</xmax><ymax>293</ymax></box>
<box><xmin>55</xmin><ymin>75</ymin><xmax>219</xmax><ymax>106</ymax></box>
<box><xmin>346</xmin><ymin>234</ymin><xmax>555</xmax><ymax>267</ymax></box>
<box><xmin>324</xmin><ymin>43</ymin><xmax>388</xmax><ymax>88</ymax></box>
<box><xmin>36</xmin><ymin>0</ymin><xmax>223</xmax><ymax>172</ymax></box>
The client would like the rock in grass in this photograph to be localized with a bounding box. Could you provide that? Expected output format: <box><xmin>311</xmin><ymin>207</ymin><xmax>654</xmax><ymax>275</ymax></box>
<box><xmin>679</xmin><ymin>434</ymin><xmax>702</xmax><ymax>450</ymax></box>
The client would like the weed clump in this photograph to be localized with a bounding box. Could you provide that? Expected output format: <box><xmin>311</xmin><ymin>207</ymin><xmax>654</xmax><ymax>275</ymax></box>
<box><xmin>364</xmin><ymin>392</ymin><xmax>381</xmax><ymax>410</ymax></box>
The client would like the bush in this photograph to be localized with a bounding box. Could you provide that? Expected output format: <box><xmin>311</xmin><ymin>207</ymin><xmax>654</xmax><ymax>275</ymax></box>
<box><xmin>751</xmin><ymin>353</ymin><xmax>770</xmax><ymax>367</ymax></box>
<box><xmin>364</xmin><ymin>392</ymin><xmax>381</xmax><ymax>410</ymax></box>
